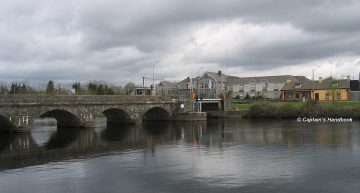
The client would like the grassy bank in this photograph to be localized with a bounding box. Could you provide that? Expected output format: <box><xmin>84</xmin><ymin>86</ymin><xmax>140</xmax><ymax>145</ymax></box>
<box><xmin>239</xmin><ymin>101</ymin><xmax>360</xmax><ymax>119</ymax></box>
<box><xmin>232</xmin><ymin>101</ymin><xmax>360</xmax><ymax>110</ymax></box>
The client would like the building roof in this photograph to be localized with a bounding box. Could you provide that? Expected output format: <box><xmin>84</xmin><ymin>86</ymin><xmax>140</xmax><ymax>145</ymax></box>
<box><xmin>179</xmin><ymin>77</ymin><xmax>197</xmax><ymax>84</ymax></box>
<box><xmin>158</xmin><ymin>81</ymin><xmax>178</xmax><ymax>88</ymax></box>
<box><xmin>201</xmin><ymin>71</ymin><xmax>229</xmax><ymax>83</ymax></box>
<box><xmin>227</xmin><ymin>75</ymin><xmax>309</xmax><ymax>85</ymax></box>
<box><xmin>282</xmin><ymin>79</ymin><xmax>350</xmax><ymax>91</ymax></box>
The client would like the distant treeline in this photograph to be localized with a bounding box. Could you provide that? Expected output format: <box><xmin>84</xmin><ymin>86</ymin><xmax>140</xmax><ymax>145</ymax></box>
<box><xmin>0</xmin><ymin>80</ymin><xmax>137</xmax><ymax>95</ymax></box>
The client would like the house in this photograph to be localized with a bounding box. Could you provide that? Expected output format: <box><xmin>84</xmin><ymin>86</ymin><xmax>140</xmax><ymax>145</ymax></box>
<box><xmin>228</xmin><ymin>75</ymin><xmax>309</xmax><ymax>100</ymax></box>
<box><xmin>177</xmin><ymin>77</ymin><xmax>196</xmax><ymax>101</ymax></box>
<box><xmin>134</xmin><ymin>87</ymin><xmax>152</xmax><ymax>96</ymax></box>
<box><xmin>282</xmin><ymin>76</ymin><xmax>351</xmax><ymax>101</ymax></box>
<box><xmin>156</xmin><ymin>81</ymin><xmax>178</xmax><ymax>99</ymax></box>
<box><xmin>197</xmin><ymin>71</ymin><xmax>234</xmax><ymax>99</ymax></box>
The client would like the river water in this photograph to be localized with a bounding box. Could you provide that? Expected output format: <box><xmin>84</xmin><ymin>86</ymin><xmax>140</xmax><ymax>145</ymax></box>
<box><xmin>0</xmin><ymin>118</ymin><xmax>359</xmax><ymax>193</ymax></box>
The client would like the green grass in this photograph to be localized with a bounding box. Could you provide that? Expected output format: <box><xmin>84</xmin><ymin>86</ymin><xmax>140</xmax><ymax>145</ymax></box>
<box><xmin>231</xmin><ymin>101</ymin><xmax>360</xmax><ymax>110</ymax></box>
<box><xmin>244</xmin><ymin>100</ymin><xmax>360</xmax><ymax>119</ymax></box>
<box><xmin>231</xmin><ymin>103</ymin><xmax>253</xmax><ymax>110</ymax></box>
<box><xmin>318</xmin><ymin>101</ymin><xmax>360</xmax><ymax>108</ymax></box>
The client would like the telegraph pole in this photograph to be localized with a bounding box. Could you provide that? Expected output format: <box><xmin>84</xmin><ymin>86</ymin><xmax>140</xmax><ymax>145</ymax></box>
<box><xmin>152</xmin><ymin>60</ymin><xmax>159</xmax><ymax>95</ymax></box>
<box><xmin>226</xmin><ymin>49</ymin><xmax>229</xmax><ymax>75</ymax></box>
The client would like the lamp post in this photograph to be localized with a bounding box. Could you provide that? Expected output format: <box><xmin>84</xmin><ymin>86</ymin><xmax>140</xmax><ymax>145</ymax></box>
<box><xmin>312</xmin><ymin>69</ymin><xmax>316</xmax><ymax>100</ymax></box>
<box><xmin>152</xmin><ymin>60</ymin><xmax>159</xmax><ymax>95</ymax></box>
<box><xmin>195</xmin><ymin>66</ymin><xmax>205</xmax><ymax>112</ymax></box>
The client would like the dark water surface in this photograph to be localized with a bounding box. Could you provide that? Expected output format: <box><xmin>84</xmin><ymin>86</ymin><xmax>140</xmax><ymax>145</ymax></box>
<box><xmin>0</xmin><ymin>118</ymin><xmax>359</xmax><ymax>193</ymax></box>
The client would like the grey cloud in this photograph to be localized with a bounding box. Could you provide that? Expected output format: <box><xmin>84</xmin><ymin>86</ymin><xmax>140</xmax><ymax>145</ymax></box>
<box><xmin>1</xmin><ymin>0</ymin><xmax>360</xmax><ymax>84</ymax></box>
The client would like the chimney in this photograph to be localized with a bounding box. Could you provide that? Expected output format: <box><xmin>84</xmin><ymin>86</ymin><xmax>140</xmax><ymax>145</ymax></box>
<box><xmin>346</xmin><ymin>75</ymin><xmax>350</xmax><ymax>82</ymax></box>
<box><xmin>319</xmin><ymin>77</ymin><xmax>323</xmax><ymax>83</ymax></box>
<box><xmin>218</xmin><ymin>70</ymin><xmax>222</xmax><ymax>76</ymax></box>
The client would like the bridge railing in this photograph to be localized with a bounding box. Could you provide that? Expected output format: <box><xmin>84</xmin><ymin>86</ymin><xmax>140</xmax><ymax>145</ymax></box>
<box><xmin>0</xmin><ymin>95</ymin><xmax>171</xmax><ymax>105</ymax></box>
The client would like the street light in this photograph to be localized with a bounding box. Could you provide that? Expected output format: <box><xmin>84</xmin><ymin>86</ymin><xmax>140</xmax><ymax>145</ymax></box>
<box><xmin>312</xmin><ymin>69</ymin><xmax>316</xmax><ymax>100</ymax></box>
<box><xmin>152</xmin><ymin>60</ymin><xmax>159</xmax><ymax>95</ymax></box>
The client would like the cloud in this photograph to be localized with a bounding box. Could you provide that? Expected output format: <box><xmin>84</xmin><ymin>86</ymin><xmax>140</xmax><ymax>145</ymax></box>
<box><xmin>0</xmin><ymin>0</ymin><xmax>359</xmax><ymax>86</ymax></box>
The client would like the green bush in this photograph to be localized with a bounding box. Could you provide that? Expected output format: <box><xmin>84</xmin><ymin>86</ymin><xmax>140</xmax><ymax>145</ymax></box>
<box><xmin>245</xmin><ymin>101</ymin><xmax>359</xmax><ymax>120</ymax></box>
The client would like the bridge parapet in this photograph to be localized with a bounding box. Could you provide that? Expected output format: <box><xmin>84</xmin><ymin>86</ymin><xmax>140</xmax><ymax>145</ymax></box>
<box><xmin>0</xmin><ymin>95</ymin><xmax>173</xmax><ymax>105</ymax></box>
<box><xmin>0</xmin><ymin>95</ymin><xmax>176</xmax><ymax>132</ymax></box>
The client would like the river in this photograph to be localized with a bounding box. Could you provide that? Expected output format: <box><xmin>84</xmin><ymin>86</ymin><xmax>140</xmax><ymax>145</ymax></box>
<box><xmin>0</xmin><ymin>118</ymin><xmax>359</xmax><ymax>193</ymax></box>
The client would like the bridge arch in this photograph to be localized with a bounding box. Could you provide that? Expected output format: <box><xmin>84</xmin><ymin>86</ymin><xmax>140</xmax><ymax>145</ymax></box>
<box><xmin>102</xmin><ymin>108</ymin><xmax>134</xmax><ymax>124</ymax></box>
<box><xmin>143</xmin><ymin>107</ymin><xmax>171</xmax><ymax>121</ymax></box>
<box><xmin>0</xmin><ymin>114</ymin><xmax>14</xmax><ymax>132</ymax></box>
<box><xmin>40</xmin><ymin>109</ymin><xmax>82</xmax><ymax>128</ymax></box>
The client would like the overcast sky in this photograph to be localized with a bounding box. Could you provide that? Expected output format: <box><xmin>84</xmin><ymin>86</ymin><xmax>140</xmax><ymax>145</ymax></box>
<box><xmin>1</xmin><ymin>0</ymin><xmax>360</xmax><ymax>86</ymax></box>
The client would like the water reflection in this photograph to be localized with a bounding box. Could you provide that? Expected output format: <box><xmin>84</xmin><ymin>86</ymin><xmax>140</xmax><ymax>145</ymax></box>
<box><xmin>0</xmin><ymin>133</ymin><xmax>14</xmax><ymax>153</ymax></box>
<box><xmin>45</xmin><ymin>128</ymin><xmax>81</xmax><ymax>149</ymax></box>
<box><xmin>101</xmin><ymin>123</ymin><xmax>132</xmax><ymax>142</ymax></box>
<box><xmin>31</xmin><ymin>118</ymin><xmax>57</xmax><ymax>146</ymax></box>
<box><xmin>0</xmin><ymin>119</ymin><xmax>358</xmax><ymax>171</ymax></box>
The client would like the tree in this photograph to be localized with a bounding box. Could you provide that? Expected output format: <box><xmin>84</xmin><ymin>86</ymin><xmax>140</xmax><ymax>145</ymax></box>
<box><xmin>72</xmin><ymin>82</ymin><xmax>82</xmax><ymax>95</ymax></box>
<box><xmin>19</xmin><ymin>83</ymin><xmax>27</xmax><ymax>94</ymax></box>
<box><xmin>124</xmin><ymin>82</ymin><xmax>135</xmax><ymax>95</ymax></box>
<box><xmin>97</xmin><ymin>84</ymin><xmax>105</xmax><ymax>95</ymax></box>
<box><xmin>0</xmin><ymin>83</ymin><xmax>7</xmax><ymax>94</ymax></box>
<box><xmin>326</xmin><ymin>80</ymin><xmax>341</xmax><ymax>103</ymax></box>
<box><xmin>46</xmin><ymin>80</ymin><xmax>55</xmax><ymax>95</ymax></box>
<box><xmin>88</xmin><ymin>82</ymin><xmax>98</xmax><ymax>95</ymax></box>
<box><xmin>87</xmin><ymin>81</ymin><xmax>117</xmax><ymax>95</ymax></box>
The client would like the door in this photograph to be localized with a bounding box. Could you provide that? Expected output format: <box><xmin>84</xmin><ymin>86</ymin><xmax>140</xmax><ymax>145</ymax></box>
<box><xmin>315</xmin><ymin>93</ymin><xmax>319</xmax><ymax>101</ymax></box>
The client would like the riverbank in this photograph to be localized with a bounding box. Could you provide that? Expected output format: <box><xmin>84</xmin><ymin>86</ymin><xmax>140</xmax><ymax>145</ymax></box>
<box><xmin>244</xmin><ymin>101</ymin><xmax>360</xmax><ymax>119</ymax></box>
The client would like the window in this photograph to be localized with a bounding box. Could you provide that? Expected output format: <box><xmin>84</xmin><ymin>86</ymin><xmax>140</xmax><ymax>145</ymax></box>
<box><xmin>250</xmin><ymin>81</ymin><xmax>256</xmax><ymax>91</ymax></box>
<box><xmin>274</xmin><ymin>92</ymin><xmax>279</xmax><ymax>98</ymax></box>
<box><xmin>331</xmin><ymin>82</ymin><xmax>339</xmax><ymax>87</ymax></box>
<box><xmin>239</xmin><ymin>85</ymin><xmax>244</xmax><ymax>92</ymax></box>
<box><xmin>261</xmin><ymin>80</ymin><xmax>268</xmax><ymax>91</ymax></box>
<box><xmin>336</xmin><ymin>92</ymin><xmax>341</xmax><ymax>100</ymax></box>
<box><xmin>325</xmin><ymin>92</ymin><xmax>330</xmax><ymax>100</ymax></box>
<box><xmin>200</xmin><ymin>83</ymin><xmax>204</xmax><ymax>89</ymax></box>
<box><xmin>274</xmin><ymin>84</ymin><xmax>279</xmax><ymax>91</ymax></box>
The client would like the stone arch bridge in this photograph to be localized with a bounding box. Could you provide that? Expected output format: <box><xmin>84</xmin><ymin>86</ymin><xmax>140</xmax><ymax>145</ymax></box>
<box><xmin>0</xmin><ymin>95</ymin><xmax>176</xmax><ymax>132</ymax></box>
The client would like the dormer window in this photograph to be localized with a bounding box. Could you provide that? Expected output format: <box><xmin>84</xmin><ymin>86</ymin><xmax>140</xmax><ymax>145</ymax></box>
<box><xmin>274</xmin><ymin>84</ymin><xmax>279</xmax><ymax>91</ymax></box>
<box><xmin>331</xmin><ymin>82</ymin><xmax>339</xmax><ymax>87</ymax></box>
<box><xmin>295</xmin><ymin>83</ymin><xmax>302</xmax><ymax>89</ymax></box>
<box><xmin>261</xmin><ymin>80</ymin><xmax>268</xmax><ymax>91</ymax></box>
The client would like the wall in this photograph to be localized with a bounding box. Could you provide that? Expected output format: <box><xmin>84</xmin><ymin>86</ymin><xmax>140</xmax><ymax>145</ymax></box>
<box><xmin>313</xmin><ymin>89</ymin><xmax>349</xmax><ymax>101</ymax></box>
<box><xmin>350</xmin><ymin>91</ymin><xmax>360</xmax><ymax>101</ymax></box>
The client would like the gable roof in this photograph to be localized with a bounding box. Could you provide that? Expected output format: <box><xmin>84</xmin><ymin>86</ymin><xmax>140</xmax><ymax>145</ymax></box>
<box><xmin>282</xmin><ymin>79</ymin><xmax>350</xmax><ymax>91</ymax></box>
<box><xmin>199</xmin><ymin>71</ymin><xmax>239</xmax><ymax>84</ymax></box>
<box><xmin>227</xmin><ymin>75</ymin><xmax>309</xmax><ymax>85</ymax></box>
<box><xmin>158</xmin><ymin>81</ymin><xmax>178</xmax><ymax>88</ymax></box>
